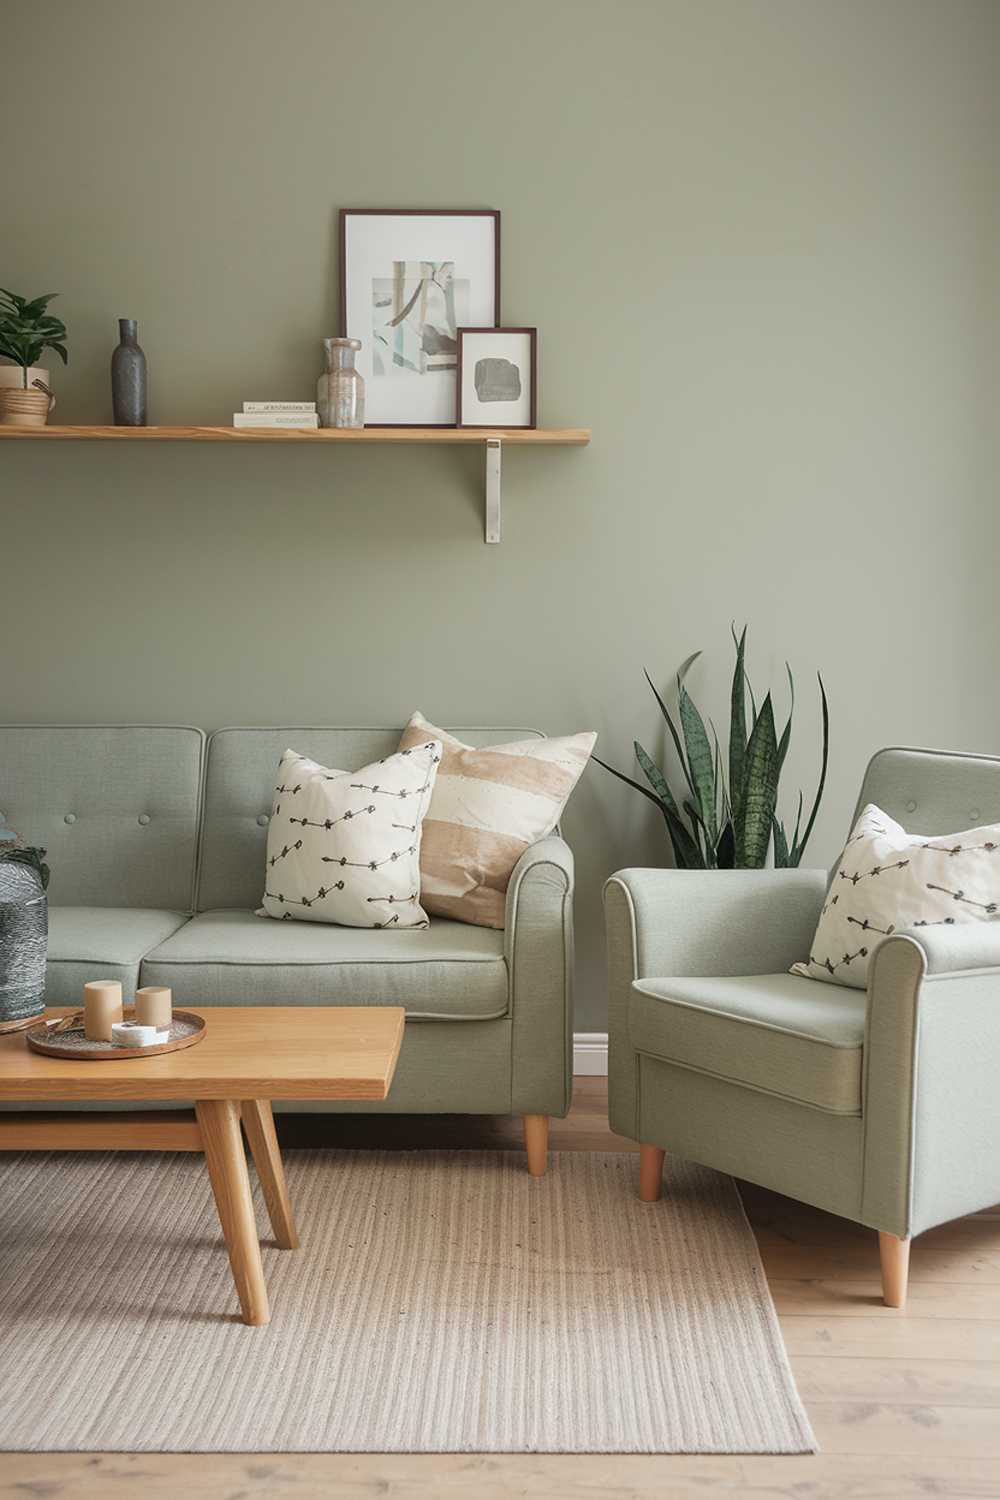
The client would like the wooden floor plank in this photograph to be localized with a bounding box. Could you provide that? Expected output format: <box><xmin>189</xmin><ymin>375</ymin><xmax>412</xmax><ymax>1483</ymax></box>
<box><xmin>4</xmin><ymin>1076</ymin><xmax>1000</xmax><ymax>1498</ymax></box>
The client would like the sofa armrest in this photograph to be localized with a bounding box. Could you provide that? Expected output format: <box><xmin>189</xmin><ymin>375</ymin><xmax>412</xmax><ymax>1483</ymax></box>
<box><xmin>505</xmin><ymin>836</ymin><xmax>574</xmax><ymax>1117</ymax></box>
<box><xmin>862</xmin><ymin>933</ymin><xmax>1000</xmax><ymax>1238</ymax></box>
<box><xmin>603</xmin><ymin>868</ymin><xmax>827</xmax><ymax>1139</ymax></box>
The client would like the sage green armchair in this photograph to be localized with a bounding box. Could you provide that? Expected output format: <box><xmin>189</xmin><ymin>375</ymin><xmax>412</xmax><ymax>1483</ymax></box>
<box><xmin>605</xmin><ymin>746</ymin><xmax>1000</xmax><ymax>1308</ymax></box>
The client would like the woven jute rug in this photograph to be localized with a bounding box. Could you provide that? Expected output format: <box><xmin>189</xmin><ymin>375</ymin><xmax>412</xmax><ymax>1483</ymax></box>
<box><xmin>0</xmin><ymin>1149</ymin><xmax>814</xmax><ymax>1453</ymax></box>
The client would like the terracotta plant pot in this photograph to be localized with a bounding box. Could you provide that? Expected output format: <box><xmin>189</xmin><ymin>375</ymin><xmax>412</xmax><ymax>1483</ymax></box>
<box><xmin>0</xmin><ymin>385</ymin><xmax>55</xmax><ymax>427</ymax></box>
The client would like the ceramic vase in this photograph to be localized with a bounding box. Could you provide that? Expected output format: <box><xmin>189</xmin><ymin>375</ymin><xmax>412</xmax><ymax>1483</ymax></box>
<box><xmin>111</xmin><ymin>318</ymin><xmax>147</xmax><ymax>426</ymax></box>
<box><xmin>318</xmin><ymin>338</ymin><xmax>365</xmax><ymax>428</ymax></box>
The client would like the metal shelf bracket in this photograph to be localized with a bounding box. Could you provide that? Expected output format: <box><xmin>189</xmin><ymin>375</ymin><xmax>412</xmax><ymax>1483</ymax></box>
<box><xmin>485</xmin><ymin>438</ymin><xmax>501</xmax><ymax>544</ymax></box>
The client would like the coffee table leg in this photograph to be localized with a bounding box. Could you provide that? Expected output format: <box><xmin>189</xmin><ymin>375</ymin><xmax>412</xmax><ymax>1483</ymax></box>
<box><xmin>241</xmin><ymin>1099</ymin><xmax>299</xmax><ymax>1250</ymax></box>
<box><xmin>196</xmin><ymin>1099</ymin><xmax>270</xmax><ymax>1327</ymax></box>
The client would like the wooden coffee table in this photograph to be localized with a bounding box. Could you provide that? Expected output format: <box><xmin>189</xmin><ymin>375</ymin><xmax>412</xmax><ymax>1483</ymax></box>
<box><xmin>0</xmin><ymin>1006</ymin><xmax>404</xmax><ymax>1326</ymax></box>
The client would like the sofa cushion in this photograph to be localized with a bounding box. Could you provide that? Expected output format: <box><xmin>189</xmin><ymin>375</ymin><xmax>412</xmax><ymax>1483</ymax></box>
<box><xmin>630</xmin><ymin>973</ymin><xmax>865</xmax><ymax>1115</ymax></box>
<box><xmin>141</xmin><ymin>909</ymin><xmax>508</xmax><ymax>1018</ymax></box>
<box><xmin>46</xmin><ymin>907</ymin><xmax>192</xmax><ymax>1004</ymax></box>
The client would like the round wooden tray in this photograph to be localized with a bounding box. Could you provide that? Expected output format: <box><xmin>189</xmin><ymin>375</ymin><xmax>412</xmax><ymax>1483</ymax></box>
<box><xmin>0</xmin><ymin>1011</ymin><xmax>45</xmax><ymax>1035</ymax></box>
<box><xmin>26</xmin><ymin>1009</ymin><xmax>206</xmax><ymax>1061</ymax></box>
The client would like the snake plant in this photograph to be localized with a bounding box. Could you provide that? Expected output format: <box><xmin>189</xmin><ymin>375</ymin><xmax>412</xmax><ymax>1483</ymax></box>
<box><xmin>596</xmin><ymin>626</ymin><xmax>829</xmax><ymax>869</ymax></box>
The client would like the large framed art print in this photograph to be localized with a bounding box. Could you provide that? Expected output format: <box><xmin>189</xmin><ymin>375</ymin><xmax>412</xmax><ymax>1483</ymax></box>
<box><xmin>339</xmin><ymin>209</ymin><xmax>500</xmax><ymax>427</ymax></box>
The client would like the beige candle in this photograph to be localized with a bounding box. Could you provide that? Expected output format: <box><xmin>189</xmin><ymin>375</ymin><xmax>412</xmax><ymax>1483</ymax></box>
<box><xmin>83</xmin><ymin>980</ymin><xmax>123</xmax><ymax>1042</ymax></box>
<box><xmin>135</xmin><ymin>985</ymin><xmax>172</xmax><ymax>1029</ymax></box>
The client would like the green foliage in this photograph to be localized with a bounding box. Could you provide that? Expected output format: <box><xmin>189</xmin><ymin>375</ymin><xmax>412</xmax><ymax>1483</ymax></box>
<box><xmin>0</xmin><ymin>845</ymin><xmax>50</xmax><ymax>890</ymax></box>
<box><xmin>0</xmin><ymin>289</ymin><xmax>68</xmax><ymax>387</ymax></box>
<box><xmin>596</xmin><ymin>627</ymin><xmax>830</xmax><ymax>869</ymax></box>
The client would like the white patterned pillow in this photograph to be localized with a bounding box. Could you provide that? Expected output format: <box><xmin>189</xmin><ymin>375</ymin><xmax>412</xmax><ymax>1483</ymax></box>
<box><xmin>792</xmin><ymin>803</ymin><xmax>1000</xmax><ymax>989</ymax></box>
<box><xmin>258</xmin><ymin>741</ymin><xmax>442</xmax><ymax>928</ymax></box>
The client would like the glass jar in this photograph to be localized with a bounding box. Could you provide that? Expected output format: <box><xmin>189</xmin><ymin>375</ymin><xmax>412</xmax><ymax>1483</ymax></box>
<box><xmin>318</xmin><ymin>337</ymin><xmax>365</xmax><ymax>429</ymax></box>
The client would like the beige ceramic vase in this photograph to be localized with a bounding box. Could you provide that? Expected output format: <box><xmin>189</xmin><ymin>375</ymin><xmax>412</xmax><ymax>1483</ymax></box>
<box><xmin>0</xmin><ymin>382</ymin><xmax>55</xmax><ymax>427</ymax></box>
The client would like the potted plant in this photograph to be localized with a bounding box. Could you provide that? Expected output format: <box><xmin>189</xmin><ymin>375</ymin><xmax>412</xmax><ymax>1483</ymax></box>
<box><xmin>0</xmin><ymin>289</ymin><xmax>68</xmax><ymax>426</ymax></box>
<box><xmin>596</xmin><ymin>626</ymin><xmax>829</xmax><ymax>868</ymax></box>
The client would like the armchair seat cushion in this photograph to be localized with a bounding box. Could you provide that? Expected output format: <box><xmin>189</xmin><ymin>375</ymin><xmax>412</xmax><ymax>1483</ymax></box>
<box><xmin>630</xmin><ymin>973</ymin><xmax>865</xmax><ymax>1115</ymax></box>
<box><xmin>141</xmin><ymin>909</ymin><xmax>508</xmax><ymax>1018</ymax></box>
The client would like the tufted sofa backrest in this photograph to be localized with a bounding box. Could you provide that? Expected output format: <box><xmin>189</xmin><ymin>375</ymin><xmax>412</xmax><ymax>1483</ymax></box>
<box><xmin>0</xmin><ymin>725</ymin><xmax>204</xmax><ymax>909</ymax></box>
<box><xmin>195</xmin><ymin>726</ymin><xmax>544</xmax><ymax>911</ymax></box>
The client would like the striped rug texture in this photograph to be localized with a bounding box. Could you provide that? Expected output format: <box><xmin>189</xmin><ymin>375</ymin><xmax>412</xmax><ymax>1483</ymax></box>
<box><xmin>0</xmin><ymin>1149</ymin><xmax>815</xmax><ymax>1453</ymax></box>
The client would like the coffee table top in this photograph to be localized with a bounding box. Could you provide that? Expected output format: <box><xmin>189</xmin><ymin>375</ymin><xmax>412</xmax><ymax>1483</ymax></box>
<box><xmin>0</xmin><ymin>1007</ymin><xmax>405</xmax><ymax>1102</ymax></box>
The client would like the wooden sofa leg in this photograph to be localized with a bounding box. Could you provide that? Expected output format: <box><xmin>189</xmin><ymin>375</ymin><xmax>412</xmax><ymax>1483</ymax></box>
<box><xmin>639</xmin><ymin>1144</ymin><xmax>665</xmax><ymax>1203</ymax></box>
<box><xmin>522</xmin><ymin>1114</ymin><xmax>549</xmax><ymax>1176</ymax></box>
<box><xmin>879</xmin><ymin>1231</ymin><xmax>911</xmax><ymax>1308</ymax></box>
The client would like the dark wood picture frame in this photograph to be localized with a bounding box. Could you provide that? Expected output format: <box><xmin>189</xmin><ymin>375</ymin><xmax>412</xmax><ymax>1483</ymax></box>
<box><xmin>456</xmin><ymin>327</ymin><xmax>538</xmax><ymax>429</ymax></box>
<box><xmin>339</xmin><ymin>209</ymin><xmax>501</xmax><ymax>428</ymax></box>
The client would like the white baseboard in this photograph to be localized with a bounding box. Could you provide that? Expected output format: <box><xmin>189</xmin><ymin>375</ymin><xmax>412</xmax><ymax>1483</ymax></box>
<box><xmin>573</xmin><ymin>1032</ymin><xmax>608</xmax><ymax>1076</ymax></box>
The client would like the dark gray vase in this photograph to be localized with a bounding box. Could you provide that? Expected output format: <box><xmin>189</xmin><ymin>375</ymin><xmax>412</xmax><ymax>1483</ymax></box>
<box><xmin>111</xmin><ymin>318</ymin><xmax>148</xmax><ymax>426</ymax></box>
<box><xmin>0</xmin><ymin>863</ymin><xmax>47</xmax><ymax>1029</ymax></box>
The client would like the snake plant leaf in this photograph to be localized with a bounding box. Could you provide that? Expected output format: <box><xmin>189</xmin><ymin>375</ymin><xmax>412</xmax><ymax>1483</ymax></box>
<box><xmin>677</xmin><ymin>685</ymin><xmax>718</xmax><ymax>847</ymax></box>
<box><xmin>715</xmin><ymin>819</ymin><xmax>736</xmax><ymax>869</ymax></box>
<box><xmin>662</xmin><ymin>802</ymin><xmax>706</xmax><ymax>868</ymax></box>
<box><xmin>592</xmin><ymin>754</ymin><xmax>665</xmax><ymax>812</ymax></box>
<box><xmin>771</xmin><ymin>816</ymin><xmax>790</xmax><ymax>868</ymax></box>
<box><xmin>643</xmin><ymin>667</ymin><xmax>696</xmax><ymax>800</ymax></box>
<box><xmin>789</xmin><ymin>673</ymin><xmax>830</xmax><ymax>865</ymax></box>
<box><xmin>776</xmin><ymin>662</ymin><xmax>794</xmax><ymax>775</ymax></box>
<box><xmin>729</xmin><ymin>625</ymin><xmax>748</xmax><ymax>827</ymax></box>
<box><xmin>737</xmin><ymin>692</ymin><xmax>779</xmax><ymax>867</ymax></box>
<box><xmin>633</xmin><ymin>740</ymin><xmax>684</xmax><ymax>821</ymax></box>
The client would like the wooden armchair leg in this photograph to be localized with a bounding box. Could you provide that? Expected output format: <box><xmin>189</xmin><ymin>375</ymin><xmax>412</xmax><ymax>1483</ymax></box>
<box><xmin>639</xmin><ymin>1144</ymin><xmax>666</xmax><ymax>1202</ymax></box>
<box><xmin>879</xmin><ymin>1231</ymin><xmax>911</xmax><ymax>1308</ymax></box>
<box><xmin>522</xmin><ymin>1114</ymin><xmax>549</xmax><ymax>1176</ymax></box>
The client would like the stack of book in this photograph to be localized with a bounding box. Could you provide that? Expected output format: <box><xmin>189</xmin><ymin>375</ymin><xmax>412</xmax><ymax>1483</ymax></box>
<box><xmin>233</xmin><ymin>402</ymin><xmax>318</xmax><ymax>429</ymax></box>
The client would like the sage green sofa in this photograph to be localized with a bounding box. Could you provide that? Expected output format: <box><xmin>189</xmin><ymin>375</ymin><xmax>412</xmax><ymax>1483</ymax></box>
<box><xmin>1</xmin><ymin>725</ymin><xmax>574</xmax><ymax>1170</ymax></box>
<box><xmin>605</xmin><ymin>746</ymin><xmax>1000</xmax><ymax>1307</ymax></box>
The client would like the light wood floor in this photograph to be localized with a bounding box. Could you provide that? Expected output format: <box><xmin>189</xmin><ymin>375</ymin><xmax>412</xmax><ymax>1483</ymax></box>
<box><xmin>4</xmin><ymin>1077</ymin><xmax>999</xmax><ymax>1499</ymax></box>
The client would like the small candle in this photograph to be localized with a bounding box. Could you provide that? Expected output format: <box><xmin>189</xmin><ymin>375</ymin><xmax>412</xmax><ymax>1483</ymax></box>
<box><xmin>111</xmin><ymin>1021</ymin><xmax>165</xmax><ymax>1048</ymax></box>
<box><xmin>135</xmin><ymin>986</ymin><xmax>172</xmax><ymax>1029</ymax></box>
<box><xmin>83</xmin><ymin>980</ymin><xmax>123</xmax><ymax>1042</ymax></box>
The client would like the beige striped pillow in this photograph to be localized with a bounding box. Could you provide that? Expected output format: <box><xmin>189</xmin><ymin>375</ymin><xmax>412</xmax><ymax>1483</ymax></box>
<box><xmin>398</xmin><ymin>712</ymin><xmax>596</xmax><ymax>929</ymax></box>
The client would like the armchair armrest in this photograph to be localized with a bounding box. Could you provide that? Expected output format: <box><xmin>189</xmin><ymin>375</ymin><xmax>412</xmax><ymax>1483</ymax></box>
<box><xmin>896</xmin><ymin>922</ymin><xmax>1000</xmax><ymax>976</ymax></box>
<box><xmin>505</xmin><ymin>835</ymin><xmax>574</xmax><ymax>1117</ymax></box>
<box><xmin>862</xmin><ymin>932</ymin><xmax>1000</xmax><ymax>1238</ymax></box>
<box><xmin>604</xmin><ymin>868</ymin><xmax>827</xmax><ymax>1139</ymax></box>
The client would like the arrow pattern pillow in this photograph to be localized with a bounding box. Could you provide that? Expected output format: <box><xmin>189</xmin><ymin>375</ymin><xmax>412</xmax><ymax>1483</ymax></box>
<box><xmin>792</xmin><ymin>802</ymin><xmax>1000</xmax><ymax>989</ymax></box>
<box><xmin>258</xmin><ymin>740</ymin><xmax>442</xmax><ymax>928</ymax></box>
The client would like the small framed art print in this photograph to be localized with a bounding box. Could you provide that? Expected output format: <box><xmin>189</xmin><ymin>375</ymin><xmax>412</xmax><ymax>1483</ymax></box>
<box><xmin>456</xmin><ymin>327</ymin><xmax>537</xmax><ymax>429</ymax></box>
<box><xmin>340</xmin><ymin>209</ymin><xmax>500</xmax><ymax>427</ymax></box>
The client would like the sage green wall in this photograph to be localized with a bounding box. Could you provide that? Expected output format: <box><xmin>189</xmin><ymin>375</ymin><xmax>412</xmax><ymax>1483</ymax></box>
<box><xmin>2</xmin><ymin>1</ymin><xmax>997</xmax><ymax>1029</ymax></box>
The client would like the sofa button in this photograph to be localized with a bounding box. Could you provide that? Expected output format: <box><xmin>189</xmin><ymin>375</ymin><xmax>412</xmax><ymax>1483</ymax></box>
<box><xmin>64</xmin><ymin>813</ymin><xmax>76</xmax><ymax>825</ymax></box>
<box><xmin>138</xmin><ymin>813</ymin><xmax>151</xmax><ymax>826</ymax></box>
<box><xmin>969</xmin><ymin>809</ymin><xmax>981</xmax><ymax>822</ymax></box>
<box><xmin>906</xmin><ymin>800</ymin><xmax>917</xmax><ymax>813</ymax></box>
<box><xmin>257</xmin><ymin>814</ymin><xmax>270</xmax><ymax>827</ymax></box>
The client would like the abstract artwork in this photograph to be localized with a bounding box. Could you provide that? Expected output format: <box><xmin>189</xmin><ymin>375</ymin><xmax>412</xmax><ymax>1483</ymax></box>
<box><xmin>340</xmin><ymin>210</ymin><xmax>500</xmax><ymax>425</ymax></box>
<box><xmin>457</xmin><ymin>327</ymin><xmax>537</xmax><ymax>429</ymax></box>
<box><xmin>372</xmin><ymin>262</ymin><xmax>470</xmax><ymax>378</ymax></box>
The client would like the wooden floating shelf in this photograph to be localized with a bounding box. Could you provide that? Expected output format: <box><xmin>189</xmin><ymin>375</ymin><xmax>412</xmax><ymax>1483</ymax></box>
<box><xmin>0</xmin><ymin>424</ymin><xmax>591</xmax><ymax>543</ymax></box>
<box><xmin>0</xmin><ymin>424</ymin><xmax>590</xmax><ymax>445</ymax></box>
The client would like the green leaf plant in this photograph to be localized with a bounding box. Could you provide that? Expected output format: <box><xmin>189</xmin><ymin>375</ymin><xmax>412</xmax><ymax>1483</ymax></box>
<box><xmin>596</xmin><ymin>626</ymin><xmax>829</xmax><ymax>869</ymax></box>
<box><xmin>0</xmin><ymin>289</ymin><xmax>68</xmax><ymax>389</ymax></box>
